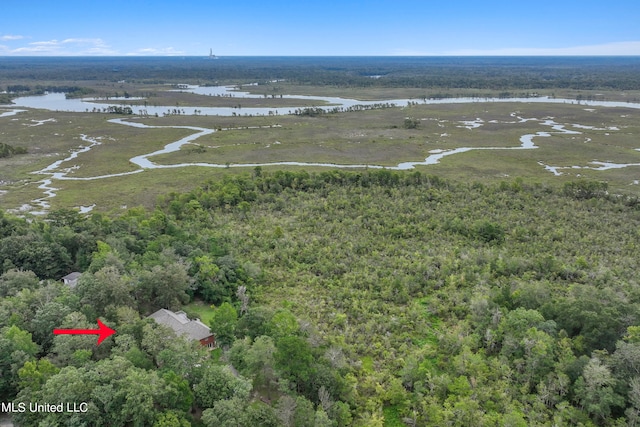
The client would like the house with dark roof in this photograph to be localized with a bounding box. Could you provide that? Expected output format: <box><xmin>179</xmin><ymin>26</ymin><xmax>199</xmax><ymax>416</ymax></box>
<box><xmin>148</xmin><ymin>309</ymin><xmax>216</xmax><ymax>348</ymax></box>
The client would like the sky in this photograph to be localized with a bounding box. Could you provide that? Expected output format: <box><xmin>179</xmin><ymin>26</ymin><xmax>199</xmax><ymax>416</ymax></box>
<box><xmin>1</xmin><ymin>0</ymin><xmax>640</xmax><ymax>56</ymax></box>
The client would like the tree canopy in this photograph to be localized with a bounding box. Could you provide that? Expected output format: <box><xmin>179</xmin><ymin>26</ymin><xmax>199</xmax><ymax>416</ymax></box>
<box><xmin>2</xmin><ymin>169</ymin><xmax>640</xmax><ymax>425</ymax></box>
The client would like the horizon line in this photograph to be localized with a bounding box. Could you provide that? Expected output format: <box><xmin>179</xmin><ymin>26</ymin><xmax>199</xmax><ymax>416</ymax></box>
<box><xmin>2</xmin><ymin>54</ymin><xmax>640</xmax><ymax>58</ymax></box>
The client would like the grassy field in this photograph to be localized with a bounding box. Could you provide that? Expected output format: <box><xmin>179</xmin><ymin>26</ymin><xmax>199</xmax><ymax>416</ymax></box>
<box><xmin>182</xmin><ymin>300</ymin><xmax>216</xmax><ymax>325</ymax></box>
<box><xmin>2</xmin><ymin>88</ymin><xmax>640</xmax><ymax>214</ymax></box>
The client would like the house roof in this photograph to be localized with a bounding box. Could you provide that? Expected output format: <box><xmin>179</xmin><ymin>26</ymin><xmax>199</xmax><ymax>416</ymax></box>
<box><xmin>148</xmin><ymin>309</ymin><xmax>212</xmax><ymax>341</ymax></box>
<box><xmin>62</xmin><ymin>272</ymin><xmax>82</xmax><ymax>281</ymax></box>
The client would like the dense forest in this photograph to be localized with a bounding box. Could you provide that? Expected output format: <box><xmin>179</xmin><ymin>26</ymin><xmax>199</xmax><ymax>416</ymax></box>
<box><xmin>2</xmin><ymin>169</ymin><xmax>640</xmax><ymax>425</ymax></box>
<box><xmin>2</xmin><ymin>56</ymin><xmax>640</xmax><ymax>91</ymax></box>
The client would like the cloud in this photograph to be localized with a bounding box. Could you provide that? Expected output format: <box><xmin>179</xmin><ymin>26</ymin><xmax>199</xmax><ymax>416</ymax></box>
<box><xmin>127</xmin><ymin>47</ymin><xmax>185</xmax><ymax>56</ymax></box>
<box><xmin>1</xmin><ymin>34</ymin><xmax>24</xmax><ymax>41</ymax></box>
<box><xmin>3</xmin><ymin>37</ymin><xmax>182</xmax><ymax>56</ymax></box>
<box><xmin>64</xmin><ymin>38</ymin><xmax>116</xmax><ymax>55</ymax></box>
<box><xmin>30</xmin><ymin>40</ymin><xmax>60</xmax><ymax>47</ymax></box>
<box><xmin>62</xmin><ymin>38</ymin><xmax>106</xmax><ymax>46</ymax></box>
<box><xmin>391</xmin><ymin>41</ymin><xmax>640</xmax><ymax>56</ymax></box>
<box><xmin>8</xmin><ymin>38</ymin><xmax>117</xmax><ymax>55</ymax></box>
<box><xmin>444</xmin><ymin>41</ymin><xmax>640</xmax><ymax>56</ymax></box>
<box><xmin>11</xmin><ymin>40</ymin><xmax>64</xmax><ymax>54</ymax></box>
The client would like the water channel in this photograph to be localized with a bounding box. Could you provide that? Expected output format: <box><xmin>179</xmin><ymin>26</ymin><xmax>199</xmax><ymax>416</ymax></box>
<box><xmin>3</xmin><ymin>86</ymin><xmax>640</xmax><ymax>213</ymax></box>
<box><xmin>10</xmin><ymin>86</ymin><xmax>640</xmax><ymax>117</ymax></box>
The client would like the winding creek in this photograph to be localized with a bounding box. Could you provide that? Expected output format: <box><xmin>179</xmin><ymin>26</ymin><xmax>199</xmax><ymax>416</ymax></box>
<box><xmin>3</xmin><ymin>86</ymin><xmax>640</xmax><ymax>213</ymax></box>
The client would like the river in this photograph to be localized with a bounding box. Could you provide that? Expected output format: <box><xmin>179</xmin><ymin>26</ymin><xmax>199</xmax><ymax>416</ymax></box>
<box><xmin>9</xmin><ymin>86</ymin><xmax>640</xmax><ymax>117</ymax></box>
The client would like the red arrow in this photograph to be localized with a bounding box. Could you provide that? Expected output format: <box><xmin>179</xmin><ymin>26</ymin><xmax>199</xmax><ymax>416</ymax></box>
<box><xmin>53</xmin><ymin>319</ymin><xmax>116</xmax><ymax>345</ymax></box>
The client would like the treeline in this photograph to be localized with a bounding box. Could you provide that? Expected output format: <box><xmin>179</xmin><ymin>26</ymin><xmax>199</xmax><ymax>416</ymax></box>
<box><xmin>3</xmin><ymin>170</ymin><xmax>640</xmax><ymax>425</ymax></box>
<box><xmin>104</xmin><ymin>105</ymin><xmax>133</xmax><ymax>115</ymax></box>
<box><xmin>0</xmin><ymin>206</ymin><xmax>254</xmax><ymax>306</ymax></box>
<box><xmin>3</xmin><ymin>84</ymin><xmax>94</xmax><ymax>98</ymax></box>
<box><xmin>292</xmin><ymin>103</ymin><xmax>397</xmax><ymax>116</ymax></box>
<box><xmin>0</xmin><ymin>186</ymin><xmax>351</xmax><ymax>425</ymax></box>
<box><xmin>162</xmin><ymin>170</ymin><xmax>640</xmax><ymax>425</ymax></box>
<box><xmin>158</xmin><ymin>169</ymin><xmax>449</xmax><ymax>215</ymax></box>
<box><xmin>2</xmin><ymin>56</ymin><xmax>640</xmax><ymax>91</ymax></box>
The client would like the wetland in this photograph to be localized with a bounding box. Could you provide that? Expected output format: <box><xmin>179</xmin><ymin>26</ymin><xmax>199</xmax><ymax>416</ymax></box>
<box><xmin>3</xmin><ymin>56</ymin><xmax>640</xmax><ymax>427</ymax></box>
<box><xmin>2</xmin><ymin>77</ymin><xmax>640</xmax><ymax>213</ymax></box>
<box><xmin>0</xmin><ymin>58</ymin><xmax>640</xmax><ymax>214</ymax></box>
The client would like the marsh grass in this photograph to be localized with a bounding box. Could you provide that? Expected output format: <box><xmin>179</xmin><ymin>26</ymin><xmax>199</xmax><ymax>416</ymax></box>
<box><xmin>49</xmin><ymin>167</ymin><xmax>232</xmax><ymax>212</ymax></box>
<box><xmin>90</xmin><ymin>90</ymin><xmax>332</xmax><ymax>108</ymax></box>
<box><xmin>63</xmin><ymin>126</ymin><xmax>195</xmax><ymax>178</ymax></box>
<box><xmin>2</xmin><ymin>100</ymin><xmax>640</xmax><ymax>213</ymax></box>
<box><xmin>240</xmin><ymin>82</ymin><xmax>640</xmax><ymax>103</ymax></box>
